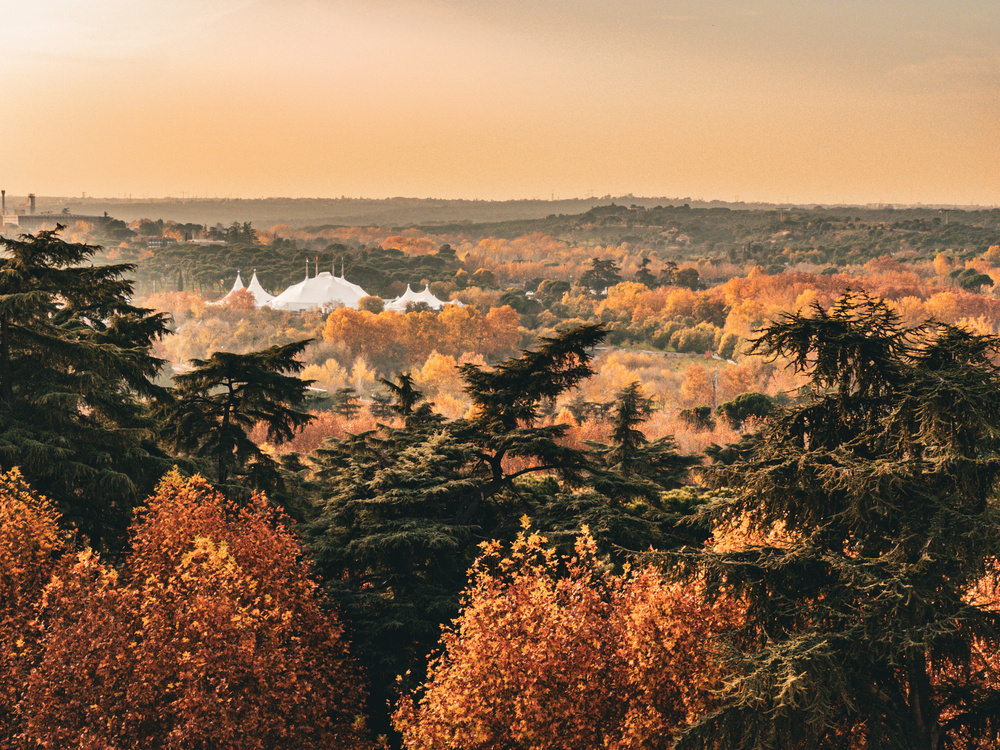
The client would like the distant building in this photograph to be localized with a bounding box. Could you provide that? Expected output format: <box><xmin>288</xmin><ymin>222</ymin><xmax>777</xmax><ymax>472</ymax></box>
<box><xmin>15</xmin><ymin>212</ymin><xmax>112</xmax><ymax>233</ymax></box>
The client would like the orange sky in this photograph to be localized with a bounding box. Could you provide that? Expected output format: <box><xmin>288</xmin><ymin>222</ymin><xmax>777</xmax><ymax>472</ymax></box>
<box><xmin>2</xmin><ymin>1</ymin><xmax>998</xmax><ymax>205</ymax></box>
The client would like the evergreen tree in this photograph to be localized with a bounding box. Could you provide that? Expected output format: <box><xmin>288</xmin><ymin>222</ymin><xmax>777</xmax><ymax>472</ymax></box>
<box><xmin>368</xmin><ymin>391</ymin><xmax>393</xmax><ymax>420</ymax></box>
<box><xmin>0</xmin><ymin>227</ymin><xmax>173</xmax><ymax>547</ymax></box>
<box><xmin>579</xmin><ymin>258</ymin><xmax>623</xmax><ymax>294</ymax></box>
<box><xmin>679</xmin><ymin>292</ymin><xmax>1000</xmax><ymax>750</ymax></box>
<box><xmin>590</xmin><ymin>381</ymin><xmax>699</xmax><ymax>504</ymax></box>
<box><xmin>160</xmin><ymin>340</ymin><xmax>315</xmax><ymax>489</ymax></box>
<box><xmin>635</xmin><ymin>256</ymin><xmax>657</xmax><ymax>287</ymax></box>
<box><xmin>715</xmin><ymin>391</ymin><xmax>775</xmax><ymax>430</ymax></box>
<box><xmin>331</xmin><ymin>386</ymin><xmax>361</xmax><ymax>419</ymax></box>
<box><xmin>307</xmin><ymin>324</ymin><xmax>608</xmax><ymax>736</ymax></box>
<box><xmin>378</xmin><ymin>372</ymin><xmax>421</xmax><ymax>418</ymax></box>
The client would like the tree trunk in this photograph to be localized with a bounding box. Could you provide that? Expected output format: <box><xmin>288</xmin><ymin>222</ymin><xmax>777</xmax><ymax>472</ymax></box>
<box><xmin>0</xmin><ymin>316</ymin><xmax>10</xmax><ymax>410</ymax></box>
<box><xmin>908</xmin><ymin>649</ymin><xmax>941</xmax><ymax>750</ymax></box>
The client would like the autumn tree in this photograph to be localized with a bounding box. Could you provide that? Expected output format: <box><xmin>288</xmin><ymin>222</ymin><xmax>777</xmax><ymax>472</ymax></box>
<box><xmin>159</xmin><ymin>340</ymin><xmax>315</xmax><ymax>488</ymax></box>
<box><xmin>0</xmin><ymin>227</ymin><xmax>173</xmax><ymax>547</ymax></box>
<box><xmin>678</xmin><ymin>292</ymin><xmax>1000</xmax><ymax>750</ymax></box>
<box><xmin>394</xmin><ymin>525</ymin><xmax>738</xmax><ymax>749</ymax></box>
<box><xmin>20</xmin><ymin>471</ymin><xmax>367</xmax><ymax>750</ymax></box>
<box><xmin>0</xmin><ymin>469</ymin><xmax>65</xmax><ymax>745</ymax></box>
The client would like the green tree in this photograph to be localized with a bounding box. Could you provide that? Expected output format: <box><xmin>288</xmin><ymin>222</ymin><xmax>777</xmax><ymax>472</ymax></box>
<box><xmin>160</xmin><ymin>340</ymin><xmax>315</xmax><ymax>488</ymax></box>
<box><xmin>0</xmin><ymin>227</ymin><xmax>173</xmax><ymax>547</ymax></box>
<box><xmin>331</xmin><ymin>386</ymin><xmax>361</xmax><ymax>419</ymax></box>
<box><xmin>715</xmin><ymin>391</ymin><xmax>775</xmax><ymax>430</ymax></box>
<box><xmin>679</xmin><ymin>292</ymin><xmax>1000</xmax><ymax>750</ymax></box>
<box><xmin>679</xmin><ymin>405</ymin><xmax>716</xmax><ymax>431</ymax></box>
<box><xmin>674</xmin><ymin>267</ymin><xmax>701</xmax><ymax>290</ymax></box>
<box><xmin>307</xmin><ymin>324</ymin><xmax>607</xmax><ymax>736</ymax></box>
<box><xmin>635</xmin><ymin>256</ymin><xmax>657</xmax><ymax>287</ymax></box>
<box><xmin>579</xmin><ymin>257</ymin><xmax>623</xmax><ymax>294</ymax></box>
<box><xmin>591</xmin><ymin>382</ymin><xmax>698</xmax><ymax>502</ymax></box>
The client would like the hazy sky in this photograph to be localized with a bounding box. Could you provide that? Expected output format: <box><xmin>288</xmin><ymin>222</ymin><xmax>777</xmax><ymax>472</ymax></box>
<box><xmin>2</xmin><ymin>0</ymin><xmax>997</xmax><ymax>205</ymax></box>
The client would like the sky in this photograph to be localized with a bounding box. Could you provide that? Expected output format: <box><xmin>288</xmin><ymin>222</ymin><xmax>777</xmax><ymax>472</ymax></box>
<box><xmin>1</xmin><ymin>0</ymin><xmax>997</xmax><ymax>205</ymax></box>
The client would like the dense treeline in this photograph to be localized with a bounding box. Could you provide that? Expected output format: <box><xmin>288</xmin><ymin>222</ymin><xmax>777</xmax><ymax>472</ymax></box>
<box><xmin>5</xmin><ymin>224</ymin><xmax>1000</xmax><ymax>748</ymax></box>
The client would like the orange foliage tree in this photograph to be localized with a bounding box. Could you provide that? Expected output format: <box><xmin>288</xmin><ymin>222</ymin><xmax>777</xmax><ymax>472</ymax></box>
<box><xmin>394</xmin><ymin>525</ymin><xmax>738</xmax><ymax>749</ymax></box>
<box><xmin>20</xmin><ymin>471</ymin><xmax>367</xmax><ymax>750</ymax></box>
<box><xmin>323</xmin><ymin>304</ymin><xmax>521</xmax><ymax>375</ymax></box>
<box><xmin>0</xmin><ymin>469</ymin><xmax>66</xmax><ymax>744</ymax></box>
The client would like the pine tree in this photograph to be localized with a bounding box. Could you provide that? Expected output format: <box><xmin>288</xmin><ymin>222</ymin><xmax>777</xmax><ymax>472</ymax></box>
<box><xmin>579</xmin><ymin>258</ymin><xmax>623</xmax><ymax>294</ymax></box>
<box><xmin>590</xmin><ymin>381</ymin><xmax>700</xmax><ymax>503</ymax></box>
<box><xmin>331</xmin><ymin>386</ymin><xmax>361</xmax><ymax>419</ymax></box>
<box><xmin>160</xmin><ymin>340</ymin><xmax>315</xmax><ymax>488</ymax></box>
<box><xmin>0</xmin><ymin>227</ymin><xmax>173</xmax><ymax>547</ymax></box>
<box><xmin>307</xmin><ymin>324</ymin><xmax>608</xmax><ymax>736</ymax></box>
<box><xmin>678</xmin><ymin>292</ymin><xmax>1000</xmax><ymax>750</ymax></box>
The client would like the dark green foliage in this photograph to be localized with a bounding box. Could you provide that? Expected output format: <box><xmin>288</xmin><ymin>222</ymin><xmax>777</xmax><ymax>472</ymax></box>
<box><xmin>674</xmin><ymin>267</ymin><xmax>701</xmax><ymax>290</ymax></box>
<box><xmin>159</xmin><ymin>340</ymin><xmax>315</xmax><ymax>488</ymax></box>
<box><xmin>305</xmin><ymin>328</ymin><xmax>719</xmax><ymax>739</ymax></box>
<box><xmin>306</xmin><ymin>325</ymin><xmax>613</xmax><ymax>736</ymax></box>
<box><xmin>331</xmin><ymin>386</ymin><xmax>361</xmax><ymax>419</ymax></box>
<box><xmin>679</xmin><ymin>405</ymin><xmax>716</xmax><ymax>431</ymax></box>
<box><xmin>537</xmin><ymin>382</ymin><xmax>706</xmax><ymax>561</ymax></box>
<box><xmin>716</xmin><ymin>391</ymin><xmax>775</xmax><ymax>430</ymax></box>
<box><xmin>589</xmin><ymin>382</ymin><xmax>699</xmax><ymax>504</ymax></box>
<box><xmin>678</xmin><ymin>292</ymin><xmax>1000</xmax><ymax>750</ymax></box>
<box><xmin>955</xmin><ymin>267</ymin><xmax>994</xmax><ymax>291</ymax></box>
<box><xmin>369</xmin><ymin>391</ymin><xmax>393</xmax><ymax>420</ymax></box>
<box><xmin>0</xmin><ymin>227</ymin><xmax>174</xmax><ymax>548</ymax></box>
<box><xmin>635</xmin><ymin>256</ymin><xmax>657</xmax><ymax>287</ymax></box>
<box><xmin>378</xmin><ymin>372</ymin><xmax>422</xmax><ymax>419</ymax></box>
<box><xmin>579</xmin><ymin>257</ymin><xmax>623</xmax><ymax>293</ymax></box>
<box><xmin>535</xmin><ymin>278</ymin><xmax>571</xmax><ymax>306</ymax></box>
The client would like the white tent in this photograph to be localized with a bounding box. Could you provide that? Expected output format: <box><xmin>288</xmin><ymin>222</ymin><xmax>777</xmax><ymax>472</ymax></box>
<box><xmin>211</xmin><ymin>270</ymin><xmax>276</xmax><ymax>307</ymax></box>
<box><xmin>210</xmin><ymin>271</ymin><xmax>245</xmax><ymax>305</ymax></box>
<box><xmin>245</xmin><ymin>271</ymin><xmax>275</xmax><ymax>306</ymax></box>
<box><xmin>385</xmin><ymin>284</ymin><xmax>460</xmax><ymax>312</ymax></box>
<box><xmin>266</xmin><ymin>270</ymin><xmax>370</xmax><ymax>312</ymax></box>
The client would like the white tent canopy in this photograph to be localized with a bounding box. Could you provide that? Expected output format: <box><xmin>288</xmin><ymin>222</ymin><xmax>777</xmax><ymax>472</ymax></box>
<box><xmin>210</xmin><ymin>271</ymin><xmax>245</xmax><ymax>305</ymax></box>
<box><xmin>211</xmin><ymin>270</ymin><xmax>275</xmax><ymax>307</ymax></box>
<box><xmin>266</xmin><ymin>271</ymin><xmax>370</xmax><ymax>312</ymax></box>
<box><xmin>245</xmin><ymin>271</ymin><xmax>275</xmax><ymax>306</ymax></box>
<box><xmin>385</xmin><ymin>284</ymin><xmax>460</xmax><ymax>312</ymax></box>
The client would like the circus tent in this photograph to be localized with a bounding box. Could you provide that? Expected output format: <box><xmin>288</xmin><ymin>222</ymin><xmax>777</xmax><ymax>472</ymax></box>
<box><xmin>266</xmin><ymin>264</ymin><xmax>370</xmax><ymax>312</ymax></box>
<box><xmin>210</xmin><ymin>271</ymin><xmax>245</xmax><ymax>305</ymax></box>
<box><xmin>384</xmin><ymin>284</ymin><xmax>460</xmax><ymax>312</ymax></box>
<box><xmin>245</xmin><ymin>271</ymin><xmax>275</xmax><ymax>306</ymax></box>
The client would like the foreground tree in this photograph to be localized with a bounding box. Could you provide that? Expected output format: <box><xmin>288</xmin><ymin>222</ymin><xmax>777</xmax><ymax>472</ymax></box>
<box><xmin>308</xmin><ymin>325</ymin><xmax>711</xmax><ymax>738</ymax></box>
<box><xmin>679</xmin><ymin>292</ymin><xmax>1000</xmax><ymax>750</ymax></box>
<box><xmin>0</xmin><ymin>469</ymin><xmax>65</xmax><ymax>745</ymax></box>
<box><xmin>394</xmin><ymin>525</ymin><xmax>737</xmax><ymax>749</ymax></box>
<box><xmin>308</xmin><ymin>325</ymin><xmax>608</xmax><ymax>733</ymax></box>
<box><xmin>21</xmin><ymin>472</ymin><xmax>367</xmax><ymax>749</ymax></box>
<box><xmin>0</xmin><ymin>228</ymin><xmax>173</xmax><ymax>546</ymax></box>
<box><xmin>160</xmin><ymin>340</ymin><xmax>315</xmax><ymax>488</ymax></box>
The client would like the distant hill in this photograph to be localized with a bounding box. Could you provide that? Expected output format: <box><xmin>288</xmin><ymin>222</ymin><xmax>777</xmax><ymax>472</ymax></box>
<box><xmin>6</xmin><ymin>195</ymin><xmax>847</xmax><ymax>230</ymax></box>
